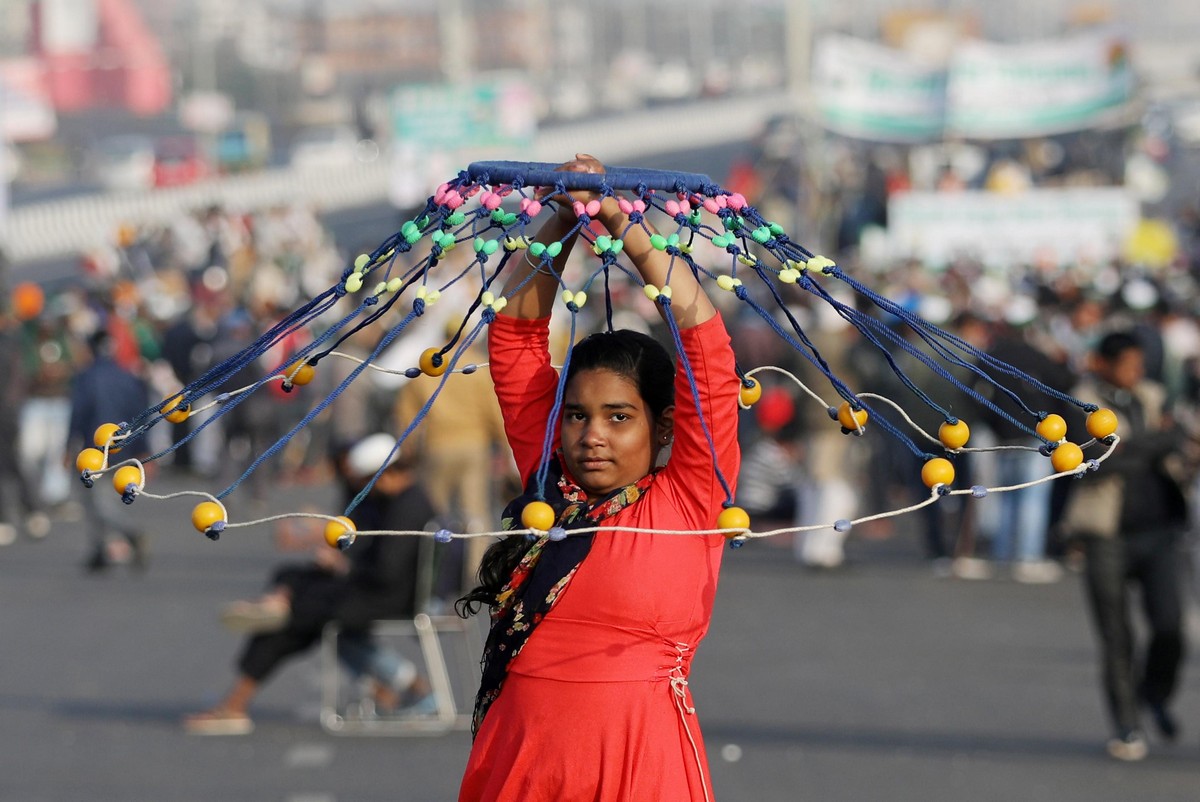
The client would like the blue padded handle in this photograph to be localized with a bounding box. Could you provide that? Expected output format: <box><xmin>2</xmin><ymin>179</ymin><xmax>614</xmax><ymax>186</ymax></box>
<box><xmin>465</xmin><ymin>160</ymin><xmax>717</xmax><ymax>194</ymax></box>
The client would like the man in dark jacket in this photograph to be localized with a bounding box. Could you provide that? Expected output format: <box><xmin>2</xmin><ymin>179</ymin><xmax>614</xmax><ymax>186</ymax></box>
<box><xmin>1066</xmin><ymin>331</ymin><xmax>1190</xmax><ymax>761</ymax></box>
<box><xmin>184</xmin><ymin>433</ymin><xmax>439</xmax><ymax>735</ymax></box>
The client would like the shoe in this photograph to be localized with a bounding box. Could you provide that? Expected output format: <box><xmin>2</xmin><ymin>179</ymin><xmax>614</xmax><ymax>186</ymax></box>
<box><xmin>184</xmin><ymin>709</ymin><xmax>254</xmax><ymax>736</ymax></box>
<box><xmin>1012</xmin><ymin>559</ymin><xmax>1063</xmax><ymax>584</ymax></box>
<box><xmin>220</xmin><ymin>599</ymin><xmax>288</xmax><ymax>634</ymax></box>
<box><xmin>1106</xmin><ymin>729</ymin><xmax>1148</xmax><ymax>761</ymax></box>
<box><xmin>396</xmin><ymin>690</ymin><xmax>440</xmax><ymax>718</ymax></box>
<box><xmin>128</xmin><ymin>534</ymin><xmax>149</xmax><ymax>571</ymax></box>
<box><xmin>25</xmin><ymin>512</ymin><xmax>51</xmax><ymax>539</ymax></box>
<box><xmin>1145</xmin><ymin>701</ymin><xmax>1179</xmax><ymax>742</ymax></box>
<box><xmin>951</xmin><ymin>557</ymin><xmax>992</xmax><ymax>580</ymax></box>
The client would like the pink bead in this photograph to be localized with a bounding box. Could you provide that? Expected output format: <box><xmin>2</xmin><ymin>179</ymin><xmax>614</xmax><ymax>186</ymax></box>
<box><xmin>679</xmin><ymin>199</ymin><xmax>691</xmax><ymax>212</ymax></box>
<box><xmin>703</xmin><ymin>198</ymin><xmax>720</xmax><ymax>214</ymax></box>
<box><xmin>618</xmin><ymin>198</ymin><xmax>634</xmax><ymax>215</ymax></box>
<box><xmin>433</xmin><ymin>183</ymin><xmax>449</xmax><ymax>204</ymax></box>
<box><xmin>665</xmin><ymin>200</ymin><xmax>681</xmax><ymax>217</ymax></box>
<box><xmin>464</xmin><ymin>186</ymin><xmax>481</xmax><ymax>198</ymax></box>
<box><xmin>520</xmin><ymin>198</ymin><xmax>542</xmax><ymax>217</ymax></box>
<box><xmin>727</xmin><ymin>193</ymin><xmax>747</xmax><ymax>210</ymax></box>
<box><xmin>633</xmin><ymin>199</ymin><xmax>646</xmax><ymax>213</ymax></box>
<box><xmin>496</xmin><ymin>184</ymin><xmax>513</xmax><ymax>197</ymax></box>
<box><xmin>572</xmin><ymin>201</ymin><xmax>586</xmax><ymax>218</ymax></box>
<box><xmin>482</xmin><ymin>192</ymin><xmax>502</xmax><ymax>210</ymax></box>
<box><xmin>444</xmin><ymin>191</ymin><xmax>464</xmax><ymax>210</ymax></box>
<box><xmin>715</xmin><ymin>195</ymin><xmax>728</xmax><ymax>209</ymax></box>
<box><xmin>585</xmin><ymin>200</ymin><xmax>601</xmax><ymax>217</ymax></box>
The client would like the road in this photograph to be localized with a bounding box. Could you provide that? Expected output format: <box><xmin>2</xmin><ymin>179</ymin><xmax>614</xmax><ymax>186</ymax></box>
<box><xmin>2</xmin><ymin>469</ymin><xmax>1198</xmax><ymax>801</ymax></box>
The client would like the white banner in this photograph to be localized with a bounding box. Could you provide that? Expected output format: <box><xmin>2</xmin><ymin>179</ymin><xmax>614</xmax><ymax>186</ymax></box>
<box><xmin>887</xmin><ymin>188</ymin><xmax>1139</xmax><ymax>267</ymax></box>
<box><xmin>946</xmin><ymin>30</ymin><xmax>1134</xmax><ymax>138</ymax></box>
<box><xmin>813</xmin><ymin>35</ymin><xmax>945</xmax><ymax>143</ymax></box>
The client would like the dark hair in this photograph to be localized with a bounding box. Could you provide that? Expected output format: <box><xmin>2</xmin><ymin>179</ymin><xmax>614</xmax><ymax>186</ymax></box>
<box><xmin>455</xmin><ymin>329</ymin><xmax>676</xmax><ymax>617</ymax></box>
<box><xmin>1096</xmin><ymin>330</ymin><xmax>1141</xmax><ymax>362</ymax></box>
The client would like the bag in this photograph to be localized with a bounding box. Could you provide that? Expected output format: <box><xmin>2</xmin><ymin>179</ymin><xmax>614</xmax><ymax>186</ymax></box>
<box><xmin>1060</xmin><ymin>474</ymin><xmax>1124</xmax><ymax>539</ymax></box>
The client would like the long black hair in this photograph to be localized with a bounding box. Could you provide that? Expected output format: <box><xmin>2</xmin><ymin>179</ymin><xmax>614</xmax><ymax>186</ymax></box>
<box><xmin>456</xmin><ymin>329</ymin><xmax>675</xmax><ymax>617</ymax></box>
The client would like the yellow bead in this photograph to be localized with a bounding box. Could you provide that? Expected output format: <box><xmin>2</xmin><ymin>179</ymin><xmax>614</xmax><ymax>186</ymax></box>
<box><xmin>111</xmin><ymin>465</ymin><xmax>142</xmax><ymax>495</ymax></box>
<box><xmin>324</xmin><ymin>516</ymin><xmax>357</xmax><ymax>549</ymax></box>
<box><xmin>76</xmin><ymin>448</ymin><xmax>105</xmax><ymax>473</ymax></box>
<box><xmin>939</xmin><ymin>420</ymin><xmax>970</xmax><ymax>450</ymax></box>
<box><xmin>191</xmin><ymin>501</ymin><xmax>226</xmax><ymax>533</ymax></box>
<box><xmin>520</xmin><ymin>501</ymin><xmax>556</xmax><ymax>531</ymax></box>
<box><xmin>1050</xmin><ymin>442</ymin><xmax>1084</xmax><ymax>473</ymax></box>
<box><xmin>418</xmin><ymin>347</ymin><xmax>448</xmax><ymax>377</ymax></box>
<box><xmin>1036</xmin><ymin>414</ymin><xmax>1067</xmax><ymax>442</ymax></box>
<box><xmin>286</xmin><ymin>361</ymin><xmax>315</xmax><ymax>386</ymax></box>
<box><xmin>1086</xmin><ymin>408</ymin><xmax>1119</xmax><ymax>439</ymax></box>
<box><xmin>921</xmin><ymin>457</ymin><xmax>955</xmax><ymax>489</ymax></box>
<box><xmin>837</xmin><ymin>401</ymin><xmax>868</xmax><ymax>431</ymax></box>
<box><xmin>717</xmin><ymin>506</ymin><xmax>751</xmax><ymax>537</ymax></box>
<box><xmin>161</xmin><ymin>395</ymin><xmax>190</xmax><ymax>423</ymax></box>
<box><xmin>94</xmin><ymin>422</ymin><xmax>122</xmax><ymax>453</ymax></box>
<box><xmin>739</xmin><ymin>378</ymin><xmax>762</xmax><ymax>407</ymax></box>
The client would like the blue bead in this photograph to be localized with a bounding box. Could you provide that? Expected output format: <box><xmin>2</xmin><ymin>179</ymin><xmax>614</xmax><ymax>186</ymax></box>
<box><xmin>548</xmin><ymin>526</ymin><xmax>567</xmax><ymax>541</ymax></box>
<box><xmin>1085</xmin><ymin>459</ymin><xmax>1100</xmax><ymax>472</ymax></box>
<box><xmin>404</xmin><ymin>367</ymin><xmax>422</xmax><ymax>379</ymax></box>
<box><xmin>833</xmin><ymin>519</ymin><xmax>852</xmax><ymax>533</ymax></box>
<box><xmin>971</xmin><ymin>485</ymin><xmax>988</xmax><ymax>498</ymax></box>
<box><xmin>434</xmin><ymin>528</ymin><xmax>453</xmax><ymax>543</ymax></box>
<box><xmin>461</xmin><ymin>364</ymin><xmax>478</xmax><ymax>375</ymax></box>
<box><xmin>728</xmin><ymin>538</ymin><xmax>744</xmax><ymax>549</ymax></box>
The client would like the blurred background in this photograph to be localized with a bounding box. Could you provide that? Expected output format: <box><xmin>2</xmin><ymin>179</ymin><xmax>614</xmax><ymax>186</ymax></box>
<box><xmin>4</xmin><ymin>2</ymin><xmax>1200</xmax><ymax>799</ymax></box>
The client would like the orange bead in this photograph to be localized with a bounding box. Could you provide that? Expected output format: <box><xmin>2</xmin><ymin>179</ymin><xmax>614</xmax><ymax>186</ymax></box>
<box><xmin>11</xmin><ymin>282</ymin><xmax>45</xmax><ymax>321</ymax></box>
<box><xmin>191</xmin><ymin>501</ymin><xmax>226</xmax><ymax>533</ymax></box>
<box><xmin>93</xmin><ymin>422</ymin><xmax>123</xmax><ymax>453</ymax></box>
<box><xmin>717</xmin><ymin>506</ymin><xmax>751</xmax><ymax>537</ymax></box>
<box><xmin>76</xmin><ymin>448</ymin><xmax>105</xmax><ymax>473</ymax></box>
<box><xmin>111</xmin><ymin>465</ymin><xmax>142</xmax><ymax>495</ymax></box>
<box><xmin>1036</xmin><ymin>414</ymin><xmax>1067</xmax><ymax>442</ymax></box>
<box><xmin>837</xmin><ymin>401</ymin><xmax>868</xmax><ymax>431</ymax></box>
<box><xmin>418</xmin><ymin>347</ymin><xmax>448</xmax><ymax>377</ymax></box>
<box><xmin>921</xmin><ymin>457</ymin><xmax>955</xmax><ymax>489</ymax></box>
<box><xmin>161</xmin><ymin>395</ymin><xmax>191</xmax><ymax>423</ymax></box>
<box><xmin>738</xmin><ymin>378</ymin><xmax>762</xmax><ymax>407</ymax></box>
<box><xmin>1086</xmin><ymin>408</ymin><xmax>1119</xmax><ymax>440</ymax></box>
<box><xmin>938</xmin><ymin>420</ymin><xmax>970</xmax><ymax>450</ymax></box>
<box><xmin>324</xmin><ymin>516</ymin><xmax>357</xmax><ymax>549</ymax></box>
<box><xmin>1050</xmin><ymin>442</ymin><xmax>1084</xmax><ymax>473</ymax></box>
<box><xmin>520</xmin><ymin>501</ymin><xmax>556</xmax><ymax>531</ymax></box>
<box><xmin>286</xmin><ymin>361</ymin><xmax>315</xmax><ymax>386</ymax></box>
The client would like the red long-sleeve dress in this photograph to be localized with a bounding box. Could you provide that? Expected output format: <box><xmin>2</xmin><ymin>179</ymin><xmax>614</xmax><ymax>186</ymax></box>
<box><xmin>459</xmin><ymin>312</ymin><xmax>741</xmax><ymax>802</ymax></box>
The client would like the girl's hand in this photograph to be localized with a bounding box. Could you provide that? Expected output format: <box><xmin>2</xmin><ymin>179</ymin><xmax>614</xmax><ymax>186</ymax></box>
<box><xmin>536</xmin><ymin>153</ymin><xmax>606</xmax><ymax>223</ymax></box>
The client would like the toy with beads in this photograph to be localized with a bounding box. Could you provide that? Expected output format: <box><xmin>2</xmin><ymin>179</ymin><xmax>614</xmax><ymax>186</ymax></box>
<box><xmin>72</xmin><ymin>160</ymin><xmax>1122</xmax><ymax>549</ymax></box>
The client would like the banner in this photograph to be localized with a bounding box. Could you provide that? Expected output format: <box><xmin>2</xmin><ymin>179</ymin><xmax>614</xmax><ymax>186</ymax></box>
<box><xmin>887</xmin><ymin>187</ymin><xmax>1139</xmax><ymax>267</ymax></box>
<box><xmin>390</xmin><ymin>77</ymin><xmax>536</xmax><ymax>151</ymax></box>
<box><xmin>813</xmin><ymin>35</ymin><xmax>946</xmax><ymax>143</ymax></box>
<box><xmin>946</xmin><ymin>30</ymin><xmax>1134</xmax><ymax>138</ymax></box>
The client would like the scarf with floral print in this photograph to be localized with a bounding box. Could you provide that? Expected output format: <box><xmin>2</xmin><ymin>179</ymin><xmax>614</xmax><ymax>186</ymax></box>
<box><xmin>471</xmin><ymin>455</ymin><xmax>656</xmax><ymax>735</ymax></box>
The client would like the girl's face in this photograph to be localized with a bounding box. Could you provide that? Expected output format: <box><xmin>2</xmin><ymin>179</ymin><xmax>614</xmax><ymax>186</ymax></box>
<box><xmin>561</xmin><ymin>368</ymin><xmax>671</xmax><ymax>499</ymax></box>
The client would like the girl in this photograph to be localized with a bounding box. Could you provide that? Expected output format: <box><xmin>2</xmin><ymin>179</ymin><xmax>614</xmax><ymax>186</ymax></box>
<box><xmin>457</xmin><ymin>156</ymin><xmax>741</xmax><ymax>801</ymax></box>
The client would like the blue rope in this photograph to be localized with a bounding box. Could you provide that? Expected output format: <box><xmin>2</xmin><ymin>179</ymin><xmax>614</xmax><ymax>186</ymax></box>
<box><xmin>533</xmin><ymin>311</ymin><xmax>578</xmax><ymax>500</ymax></box>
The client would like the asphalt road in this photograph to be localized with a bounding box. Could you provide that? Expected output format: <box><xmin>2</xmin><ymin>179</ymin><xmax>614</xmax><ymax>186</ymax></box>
<box><xmin>3</xmin><ymin>469</ymin><xmax>1200</xmax><ymax>802</ymax></box>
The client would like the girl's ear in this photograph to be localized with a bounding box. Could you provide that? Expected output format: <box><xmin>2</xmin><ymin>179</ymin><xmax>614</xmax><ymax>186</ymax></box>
<box><xmin>656</xmin><ymin>406</ymin><xmax>676</xmax><ymax>444</ymax></box>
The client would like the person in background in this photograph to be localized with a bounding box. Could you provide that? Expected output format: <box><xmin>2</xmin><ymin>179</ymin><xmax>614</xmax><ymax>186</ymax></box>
<box><xmin>1063</xmin><ymin>331</ymin><xmax>1191</xmax><ymax>761</ymax></box>
<box><xmin>67</xmin><ymin>329</ymin><xmax>150</xmax><ymax>572</ymax></box>
<box><xmin>184</xmin><ymin>433</ymin><xmax>439</xmax><ymax>735</ymax></box>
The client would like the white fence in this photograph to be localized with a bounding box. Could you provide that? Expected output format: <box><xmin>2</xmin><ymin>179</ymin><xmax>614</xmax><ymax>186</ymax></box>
<box><xmin>2</xmin><ymin>92</ymin><xmax>791</xmax><ymax>263</ymax></box>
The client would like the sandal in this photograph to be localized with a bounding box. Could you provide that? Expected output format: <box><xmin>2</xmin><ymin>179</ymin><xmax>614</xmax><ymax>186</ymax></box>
<box><xmin>184</xmin><ymin>709</ymin><xmax>254</xmax><ymax>736</ymax></box>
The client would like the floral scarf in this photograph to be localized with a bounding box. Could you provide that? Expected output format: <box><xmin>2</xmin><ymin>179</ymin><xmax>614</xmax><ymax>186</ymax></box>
<box><xmin>471</xmin><ymin>455</ymin><xmax>656</xmax><ymax>735</ymax></box>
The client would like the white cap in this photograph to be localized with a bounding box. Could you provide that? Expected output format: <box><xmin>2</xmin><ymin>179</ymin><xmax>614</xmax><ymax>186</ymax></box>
<box><xmin>345</xmin><ymin>433</ymin><xmax>400</xmax><ymax>478</ymax></box>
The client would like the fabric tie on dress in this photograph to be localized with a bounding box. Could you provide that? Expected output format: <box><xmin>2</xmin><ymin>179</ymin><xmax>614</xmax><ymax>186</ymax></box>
<box><xmin>471</xmin><ymin>455</ymin><xmax>657</xmax><ymax>735</ymax></box>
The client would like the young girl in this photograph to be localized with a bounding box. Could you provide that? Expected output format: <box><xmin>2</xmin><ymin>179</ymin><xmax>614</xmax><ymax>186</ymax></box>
<box><xmin>457</xmin><ymin>156</ymin><xmax>741</xmax><ymax>801</ymax></box>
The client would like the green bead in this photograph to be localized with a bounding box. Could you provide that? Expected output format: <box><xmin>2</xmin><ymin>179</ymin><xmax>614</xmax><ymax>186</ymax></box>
<box><xmin>711</xmin><ymin>234</ymin><xmax>730</xmax><ymax>248</ymax></box>
<box><xmin>501</xmin><ymin>212</ymin><xmax>518</xmax><ymax>226</ymax></box>
<box><xmin>751</xmin><ymin>226</ymin><xmax>771</xmax><ymax>244</ymax></box>
<box><xmin>594</xmin><ymin>235</ymin><xmax>612</xmax><ymax>252</ymax></box>
<box><xmin>448</xmin><ymin>211</ymin><xmax>466</xmax><ymax>226</ymax></box>
<box><xmin>546</xmin><ymin>241</ymin><xmax>562</xmax><ymax>258</ymax></box>
<box><xmin>404</xmin><ymin>229</ymin><xmax>422</xmax><ymax>245</ymax></box>
<box><xmin>650</xmin><ymin>234</ymin><xmax>667</xmax><ymax>251</ymax></box>
<box><xmin>483</xmin><ymin>239</ymin><xmax>499</xmax><ymax>255</ymax></box>
<box><xmin>689</xmin><ymin>211</ymin><xmax>703</xmax><ymax>226</ymax></box>
<box><xmin>610</xmin><ymin>239</ymin><xmax>624</xmax><ymax>254</ymax></box>
<box><xmin>490</xmin><ymin>209</ymin><xmax>505</xmax><ymax>222</ymax></box>
<box><xmin>401</xmin><ymin>221</ymin><xmax>418</xmax><ymax>239</ymax></box>
<box><xmin>473</xmin><ymin>237</ymin><xmax>486</xmax><ymax>253</ymax></box>
<box><xmin>529</xmin><ymin>242</ymin><xmax>547</xmax><ymax>257</ymax></box>
<box><xmin>416</xmin><ymin>216</ymin><xmax>429</xmax><ymax>228</ymax></box>
<box><xmin>768</xmin><ymin>222</ymin><xmax>785</xmax><ymax>235</ymax></box>
<box><xmin>667</xmin><ymin>233</ymin><xmax>680</xmax><ymax>247</ymax></box>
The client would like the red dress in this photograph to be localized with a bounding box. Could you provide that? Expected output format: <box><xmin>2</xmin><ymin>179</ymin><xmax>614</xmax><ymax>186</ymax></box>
<box><xmin>459</xmin><ymin>313</ymin><xmax>741</xmax><ymax>802</ymax></box>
